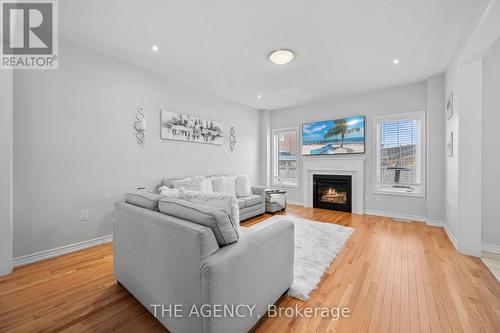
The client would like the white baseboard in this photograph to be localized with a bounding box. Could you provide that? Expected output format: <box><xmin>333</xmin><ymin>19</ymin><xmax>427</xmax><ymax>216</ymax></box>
<box><xmin>364</xmin><ymin>209</ymin><xmax>428</xmax><ymax>223</ymax></box>
<box><xmin>424</xmin><ymin>219</ymin><xmax>444</xmax><ymax>227</ymax></box>
<box><xmin>287</xmin><ymin>200</ymin><xmax>304</xmax><ymax>206</ymax></box>
<box><xmin>444</xmin><ymin>225</ymin><xmax>458</xmax><ymax>250</ymax></box>
<box><xmin>13</xmin><ymin>234</ymin><xmax>113</xmax><ymax>268</ymax></box>
<box><xmin>482</xmin><ymin>243</ymin><xmax>500</xmax><ymax>254</ymax></box>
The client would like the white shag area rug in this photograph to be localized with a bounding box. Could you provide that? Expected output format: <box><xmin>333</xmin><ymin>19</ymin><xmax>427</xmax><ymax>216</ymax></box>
<box><xmin>264</xmin><ymin>215</ymin><xmax>353</xmax><ymax>301</ymax></box>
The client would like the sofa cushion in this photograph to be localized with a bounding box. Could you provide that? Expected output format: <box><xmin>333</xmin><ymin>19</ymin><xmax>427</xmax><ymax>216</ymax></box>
<box><xmin>180</xmin><ymin>190</ymin><xmax>240</xmax><ymax>235</ymax></box>
<box><xmin>125</xmin><ymin>191</ymin><xmax>164</xmax><ymax>211</ymax></box>
<box><xmin>159</xmin><ymin>198</ymin><xmax>239</xmax><ymax>246</ymax></box>
<box><xmin>172</xmin><ymin>176</ymin><xmax>213</xmax><ymax>192</ymax></box>
<box><xmin>240</xmin><ymin>194</ymin><xmax>262</xmax><ymax>208</ymax></box>
<box><xmin>234</xmin><ymin>175</ymin><xmax>252</xmax><ymax>197</ymax></box>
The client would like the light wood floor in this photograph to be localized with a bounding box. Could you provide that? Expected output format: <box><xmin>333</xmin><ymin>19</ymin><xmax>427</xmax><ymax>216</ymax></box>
<box><xmin>1</xmin><ymin>205</ymin><xmax>499</xmax><ymax>332</ymax></box>
<box><xmin>482</xmin><ymin>252</ymin><xmax>500</xmax><ymax>282</ymax></box>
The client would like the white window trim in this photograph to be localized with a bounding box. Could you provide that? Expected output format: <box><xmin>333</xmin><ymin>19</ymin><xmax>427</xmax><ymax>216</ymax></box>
<box><xmin>272</xmin><ymin>127</ymin><xmax>300</xmax><ymax>188</ymax></box>
<box><xmin>373</xmin><ymin>111</ymin><xmax>426</xmax><ymax>198</ymax></box>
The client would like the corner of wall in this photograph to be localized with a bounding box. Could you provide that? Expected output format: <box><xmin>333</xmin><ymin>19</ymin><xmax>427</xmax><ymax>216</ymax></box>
<box><xmin>0</xmin><ymin>69</ymin><xmax>13</xmax><ymax>276</ymax></box>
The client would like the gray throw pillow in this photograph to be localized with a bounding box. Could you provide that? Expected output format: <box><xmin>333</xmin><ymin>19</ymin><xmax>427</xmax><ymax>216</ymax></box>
<box><xmin>125</xmin><ymin>191</ymin><xmax>164</xmax><ymax>210</ymax></box>
<box><xmin>159</xmin><ymin>198</ymin><xmax>239</xmax><ymax>246</ymax></box>
<box><xmin>234</xmin><ymin>175</ymin><xmax>251</xmax><ymax>197</ymax></box>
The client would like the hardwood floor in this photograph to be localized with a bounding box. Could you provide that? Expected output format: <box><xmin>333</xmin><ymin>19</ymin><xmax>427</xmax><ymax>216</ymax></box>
<box><xmin>1</xmin><ymin>205</ymin><xmax>499</xmax><ymax>332</ymax></box>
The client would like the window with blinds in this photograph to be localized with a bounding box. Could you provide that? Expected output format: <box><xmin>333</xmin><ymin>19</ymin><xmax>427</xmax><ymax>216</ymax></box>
<box><xmin>375</xmin><ymin>112</ymin><xmax>425</xmax><ymax>195</ymax></box>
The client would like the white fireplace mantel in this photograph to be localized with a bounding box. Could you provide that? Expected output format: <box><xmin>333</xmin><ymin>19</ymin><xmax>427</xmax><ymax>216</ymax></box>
<box><xmin>302</xmin><ymin>157</ymin><xmax>366</xmax><ymax>215</ymax></box>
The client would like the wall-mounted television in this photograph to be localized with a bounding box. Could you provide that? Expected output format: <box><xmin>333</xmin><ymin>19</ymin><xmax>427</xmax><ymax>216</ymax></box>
<box><xmin>302</xmin><ymin>116</ymin><xmax>365</xmax><ymax>155</ymax></box>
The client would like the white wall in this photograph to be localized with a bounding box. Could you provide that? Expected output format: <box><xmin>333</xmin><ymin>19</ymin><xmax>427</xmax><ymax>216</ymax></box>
<box><xmin>443</xmin><ymin>0</ymin><xmax>500</xmax><ymax>256</ymax></box>
<box><xmin>444</xmin><ymin>62</ymin><xmax>461</xmax><ymax>246</ymax></box>
<box><xmin>445</xmin><ymin>60</ymin><xmax>483</xmax><ymax>256</ymax></box>
<box><xmin>426</xmin><ymin>74</ymin><xmax>446</xmax><ymax>223</ymax></box>
<box><xmin>269</xmin><ymin>80</ymin><xmax>446</xmax><ymax>220</ymax></box>
<box><xmin>13</xmin><ymin>38</ymin><xmax>261</xmax><ymax>258</ymax></box>
<box><xmin>458</xmin><ymin>61</ymin><xmax>483</xmax><ymax>256</ymax></box>
<box><xmin>258</xmin><ymin>110</ymin><xmax>271</xmax><ymax>187</ymax></box>
<box><xmin>482</xmin><ymin>38</ymin><xmax>500</xmax><ymax>247</ymax></box>
<box><xmin>0</xmin><ymin>70</ymin><xmax>13</xmax><ymax>275</ymax></box>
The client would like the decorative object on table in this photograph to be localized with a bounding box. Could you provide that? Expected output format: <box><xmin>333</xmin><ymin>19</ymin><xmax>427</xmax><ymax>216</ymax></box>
<box><xmin>134</xmin><ymin>107</ymin><xmax>146</xmax><ymax>145</ymax></box>
<box><xmin>262</xmin><ymin>215</ymin><xmax>353</xmax><ymax>301</ymax></box>
<box><xmin>446</xmin><ymin>92</ymin><xmax>454</xmax><ymax>119</ymax></box>
<box><xmin>302</xmin><ymin>115</ymin><xmax>365</xmax><ymax>155</ymax></box>
<box><xmin>386</xmin><ymin>165</ymin><xmax>410</xmax><ymax>188</ymax></box>
<box><xmin>229</xmin><ymin>126</ymin><xmax>237</xmax><ymax>150</ymax></box>
<box><xmin>447</xmin><ymin>131</ymin><xmax>453</xmax><ymax>157</ymax></box>
<box><xmin>160</xmin><ymin>110</ymin><xmax>223</xmax><ymax>144</ymax></box>
<box><xmin>265</xmin><ymin>189</ymin><xmax>287</xmax><ymax>213</ymax></box>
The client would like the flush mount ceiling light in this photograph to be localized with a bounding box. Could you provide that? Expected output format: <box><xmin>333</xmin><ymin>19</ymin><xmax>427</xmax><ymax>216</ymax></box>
<box><xmin>392</xmin><ymin>58</ymin><xmax>400</xmax><ymax>64</ymax></box>
<box><xmin>257</xmin><ymin>94</ymin><xmax>262</xmax><ymax>99</ymax></box>
<box><xmin>269</xmin><ymin>49</ymin><xmax>295</xmax><ymax>65</ymax></box>
<box><xmin>152</xmin><ymin>45</ymin><xmax>159</xmax><ymax>52</ymax></box>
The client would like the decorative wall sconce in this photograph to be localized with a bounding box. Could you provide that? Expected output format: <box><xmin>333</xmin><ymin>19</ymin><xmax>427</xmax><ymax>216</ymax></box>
<box><xmin>134</xmin><ymin>107</ymin><xmax>146</xmax><ymax>144</ymax></box>
<box><xmin>229</xmin><ymin>126</ymin><xmax>237</xmax><ymax>150</ymax></box>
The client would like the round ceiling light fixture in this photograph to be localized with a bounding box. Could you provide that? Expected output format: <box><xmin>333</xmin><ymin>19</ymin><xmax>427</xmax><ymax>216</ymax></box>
<box><xmin>152</xmin><ymin>45</ymin><xmax>159</xmax><ymax>52</ymax></box>
<box><xmin>269</xmin><ymin>49</ymin><xmax>295</xmax><ymax>65</ymax></box>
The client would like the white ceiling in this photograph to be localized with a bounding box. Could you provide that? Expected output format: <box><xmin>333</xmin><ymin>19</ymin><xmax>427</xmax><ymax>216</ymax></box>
<box><xmin>60</xmin><ymin>0</ymin><xmax>489</xmax><ymax>110</ymax></box>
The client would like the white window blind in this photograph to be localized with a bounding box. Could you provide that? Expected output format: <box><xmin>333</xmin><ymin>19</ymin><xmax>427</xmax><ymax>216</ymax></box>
<box><xmin>375</xmin><ymin>112</ymin><xmax>425</xmax><ymax>195</ymax></box>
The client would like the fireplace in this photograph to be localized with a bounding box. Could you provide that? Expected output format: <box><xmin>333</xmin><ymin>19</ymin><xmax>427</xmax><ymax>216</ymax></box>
<box><xmin>313</xmin><ymin>174</ymin><xmax>352</xmax><ymax>212</ymax></box>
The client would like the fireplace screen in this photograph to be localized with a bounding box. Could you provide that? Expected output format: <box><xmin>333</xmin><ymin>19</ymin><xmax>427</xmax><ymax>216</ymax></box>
<box><xmin>313</xmin><ymin>174</ymin><xmax>352</xmax><ymax>212</ymax></box>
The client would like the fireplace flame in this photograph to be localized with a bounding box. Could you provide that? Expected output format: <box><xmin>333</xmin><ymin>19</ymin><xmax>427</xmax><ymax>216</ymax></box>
<box><xmin>320</xmin><ymin>187</ymin><xmax>347</xmax><ymax>204</ymax></box>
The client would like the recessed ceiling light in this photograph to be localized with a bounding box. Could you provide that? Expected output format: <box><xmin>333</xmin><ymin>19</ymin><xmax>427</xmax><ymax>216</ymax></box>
<box><xmin>392</xmin><ymin>58</ymin><xmax>400</xmax><ymax>64</ymax></box>
<box><xmin>152</xmin><ymin>45</ymin><xmax>159</xmax><ymax>52</ymax></box>
<box><xmin>269</xmin><ymin>49</ymin><xmax>295</xmax><ymax>65</ymax></box>
<box><xmin>257</xmin><ymin>94</ymin><xmax>262</xmax><ymax>99</ymax></box>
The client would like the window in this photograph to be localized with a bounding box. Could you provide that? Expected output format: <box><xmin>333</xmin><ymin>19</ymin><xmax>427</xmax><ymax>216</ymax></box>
<box><xmin>375</xmin><ymin>112</ymin><xmax>425</xmax><ymax>196</ymax></box>
<box><xmin>273</xmin><ymin>128</ymin><xmax>299</xmax><ymax>186</ymax></box>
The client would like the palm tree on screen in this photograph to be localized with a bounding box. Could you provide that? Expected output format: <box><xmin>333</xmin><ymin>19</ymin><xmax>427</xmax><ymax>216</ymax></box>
<box><xmin>324</xmin><ymin>119</ymin><xmax>360</xmax><ymax>148</ymax></box>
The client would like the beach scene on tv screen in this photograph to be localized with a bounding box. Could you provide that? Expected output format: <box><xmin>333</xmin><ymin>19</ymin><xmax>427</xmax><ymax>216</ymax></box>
<box><xmin>302</xmin><ymin>116</ymin><xmax>365</xmax><ymax>155</ymax></box>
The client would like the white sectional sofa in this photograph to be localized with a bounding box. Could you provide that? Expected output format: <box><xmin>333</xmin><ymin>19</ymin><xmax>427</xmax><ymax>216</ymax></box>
<box><xmin>160</xmin><ymin>175</ymin><xmax>266</xmax><ymax>220</ymax></box>
<box><xmin>114</xmin><ymin>190</ymin><xmax>294</xmax><ymax>333</ymax></box>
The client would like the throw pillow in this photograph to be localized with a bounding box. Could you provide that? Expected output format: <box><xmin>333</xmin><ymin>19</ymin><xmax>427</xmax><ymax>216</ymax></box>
<box><xmin>234</xmin><ymin>175</ymin><xmax>252</xmax><ymax>197</ymax></box>
<box><xmin>211</xmin><ymin>176</ymin><xmax>226</xmax><ymax>193</ymax></box>
<box><xmin>223</xmin><ymin>176</ymin><xmax>236</xmax><ymax>195</ymax></box>
<box><xmin>172</xmin><ymin>176</ymin><xmax>206</xmax><ymax>191</ymax></box>
<box><xmin>158</xmin><ymin>186</ymin><xmax>182</xmax><ymax>198</ymax></box>
<box><xmin>201</xmin><ymin>177</ymin><xmax>214</xmax><ymax>193</ymax></box>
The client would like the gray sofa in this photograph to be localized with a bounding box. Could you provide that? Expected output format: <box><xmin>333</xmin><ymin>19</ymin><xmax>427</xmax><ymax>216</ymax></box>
<box><xmin>161</xmin><ymin>177</ymin><xmax>266</xmax><ymax>221</ymax></box>
<box><xmin>114</xmin><ymin>200</ymin><xmax>294</xmax><ymax>333</ymax></box>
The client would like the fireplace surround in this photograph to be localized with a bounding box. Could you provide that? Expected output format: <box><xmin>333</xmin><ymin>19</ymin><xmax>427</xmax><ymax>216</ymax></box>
<box><xmin>302</xmin><ymin>157</ymin><xmax>365</xmax><ymax>214</ymax></box>
<box><xmin>313</xmin><ymin>174</ymin><xmax>352</xmax><ymax>212</ymax></box>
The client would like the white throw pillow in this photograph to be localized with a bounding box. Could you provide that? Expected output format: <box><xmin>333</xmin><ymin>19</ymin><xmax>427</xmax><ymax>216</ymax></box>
<box><xmin>234</xmin><ymin>175</ymin><xmax>252</xmax><ymax>197</ymax></box>
<box><xmin>180</xmin><ymin>190</ymin><xmax>240</xmax><ymax>234</ymax></box>
<box><xmin>172</xmin><ymin>176</ymin><xmax>206</xmax><ymax>191</ymax></box>
<box><xmin>158</xmin><ymin>186</ymin><xmax>181</xmax><ymax>199</ymax></box>
<box><xmin>223</xmin><ymin>176</ymin><xmax>236</xmax><ymax>195</ymax></box>
<box><xmin>201</xmin><ymin>177</ymin><xmax>214</xmax><ymax>193</ymax></box>
<box><xmin>211</xmin><ymin>176</ymin><xmax>226</xmax><ymax>193</ymax></box>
